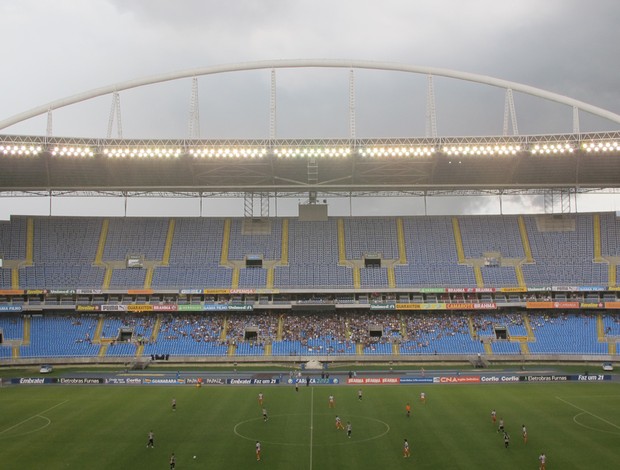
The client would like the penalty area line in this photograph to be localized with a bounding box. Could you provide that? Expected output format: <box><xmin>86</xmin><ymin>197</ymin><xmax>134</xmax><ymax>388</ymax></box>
<box><xmin>555</xmin><ymin>396</ymin><xmax>620</xmax><ymax>430</ymax></box>
<box><xmin>0</xmin><ymin>399</ymin><xmax>69</xmax><ymax>435</ymax></box>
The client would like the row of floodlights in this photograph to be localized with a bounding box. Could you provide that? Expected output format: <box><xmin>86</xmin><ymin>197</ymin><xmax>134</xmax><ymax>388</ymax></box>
<box><xmin>1</xmin><ymin>141</ymin><xmax>620</xmax><ymax>158</ymax></box>
<box><xmin>443</xmin><ymin>145</ymin><xmax>521</xmax><ymax>156</ymax></box>
<box><xmin>583</xmin><ymin>141</ymin><xmax>620</xmax><ymax>152</ymax></box>
<box><xmin>104</xmin><ymin>148</ymin><xmax>182</xmax><ymax>158</ymax></box>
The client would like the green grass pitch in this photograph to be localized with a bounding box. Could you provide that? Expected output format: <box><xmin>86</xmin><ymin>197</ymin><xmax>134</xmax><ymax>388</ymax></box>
<box><xmin>1</xmin><ymin>382</ymin><xmax>619</xmax><ymax>469</ymax></box>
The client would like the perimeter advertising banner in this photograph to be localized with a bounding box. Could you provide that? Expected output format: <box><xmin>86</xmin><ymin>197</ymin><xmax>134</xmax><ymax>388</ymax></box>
<box><xmin>227</xmin><ymin>378</ymin><xmax>281</xmax><ymax>385</ymax></box>
<box><xmin>395</xmin><ymin>303</ymin><xmax>445</xmax><ymax>310</ymax></box>
<box><xmin>346</xmin><ymin>377</ymin><xmax>401</xmax><ymax>384</ymax></box>
<box><xmin>76</xmin><ymin>305</ymin><xmax>100</xmax><ymax>312</ymax></box>
<box><xmin>370</xmin><ymin>304</ymin><xmax>396</xmax><ymax>310</ymax></box>
<box><xmin>178</xmin><ymin>304</ymin><xmax>203</xmax><ymax>311</ymax></box>
<box><xmin>525</xmin><ymin>301</ymin><xmax>580</xmax><ymax>309</ymax></box>
<box><xmin>0</xmin><ymin>305</ymin><xmax>22</xmax><ymax>312</ymax></box>
<box><xmin>446</xmin><ymin>303</ymin><xmax>497</xmax><ymax>310</ymax></box>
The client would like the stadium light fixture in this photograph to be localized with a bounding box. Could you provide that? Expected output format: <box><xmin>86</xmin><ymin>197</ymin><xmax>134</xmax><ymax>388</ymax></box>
<box><xmin>442</xmin><ymin>145</ymin><xmax>520</xmax><ymax>156</ymax></box>
<box><xmin>51</xmin><ymin>146</ymin><xmax>94</xmax><ymax>157</ymax></box>
<box><xmin>274</xmin><ymin>147</ymin><xmax>351</xmax><ymax>158</ymax></box>
<box><xmin>190</xmin><ymin>147</ymin><xmax>267</xmax><ymax>159</ymax></box>
<box><xmin>530</xmin><ymin>143</ymin><xmax>574</xmax><ymax>155</ymax></box>
<box><xmin>0</xmin><ymin>144</ymin><xmax>43</xmax><ymax>156</ymax></box>
<box><xmin>582</xmin><ymin>141</ymin><xmax>620</xmax><ymax>153</ymax></box>
<box><xmin>103</xmin><ymin>148</ymin><xmax>182</xmax><ymax>159</ymax></box>
<box><xmin>359</xmin><ymin>146</ymin><xmax>435</xmax><ymax>158</ymax></box>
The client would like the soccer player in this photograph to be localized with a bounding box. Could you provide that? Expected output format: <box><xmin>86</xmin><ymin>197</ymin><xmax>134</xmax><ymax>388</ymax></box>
<box><xmin>538</xmin><ymin>452</ymin><xmax>546</xmax><ymax>470</ymax></box>
<box><xmin>420</xmin><ymin>392</ymin><xmax>426</xmax><ymax>403</ymax></box>
<box><xmin>358</xmin><ymin>389</ymin><xmax>363</xmax><ymax>401</ymax></box>
<box><xmin>346</xmin><ymin>421</ymin><xmax>352</xmax><ymax>438</ymax></box>
<box><xmin>491</xmin><ymin>409</ymin><xmax>497</xmax><ymax>424</ymax></box>
<box><xmin>262</xmin><ymin>408</ymin><xmax>269</xmax><ymax>422</ymax></box>
<box><xmin>171</xmin><ymin>398</ymin><xmax>176</xmax><ymax>411</ymax></box>
<box><xmin>522</xmin><ymin>424</ymin><xmax>528</xmax><ymax>444</ymax></box>
<box><xmin>503</xmin><ymin>431</ymin><xmax>510</xmax><ymax>449</ymax></box>
<box><xmin>335</xmin><ymin>415</ymin><xmax>344</xmax><ymax>430</ymax></box>
<box><xmin>497</xmin><ymin>417</ymin><xmax>504</xmax><ymax>433</ymax></box>
<box><xmin>403</xmin><ymin>439</ymin><xmax>410</xmax><ymax>458</ymax></box>
<box><xmin>258</xmin><ymin>392</ymin><xmax>264</xmax><ymax>406</ymax></box>
<box><xmin>295</xmin><ymin>380</ymin><xmax>299</xmax><ymax>392</ymax></box>
<box><xmin>146</xmin><ymin>430</ymin><xmax>154</xmax><ymax>448</ymax></box>
<box><xmin>328</xmin><ymin>395</ymin><xmax>335</xmax><ymax>408</ymax></box>
<box><xmin>405</xmin><ymin>403</ymin><xmax>411</xmax><ymax>418</ymax></box>
<box><xmin>169</xmin><ymin>452</ymin><xmax>176</xmax><ymax>470</ymax></box>
<box><xmin>256</xmin><ymin>441</ymin><xmax>261</xmax><ymax>461</ymax></box>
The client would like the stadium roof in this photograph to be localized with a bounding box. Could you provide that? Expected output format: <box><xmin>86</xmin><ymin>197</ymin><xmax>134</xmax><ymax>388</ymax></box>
<box><xmin>1</xmin><ymin>132</ymin><xmax>620</xmax><ymax>197</ymax></box>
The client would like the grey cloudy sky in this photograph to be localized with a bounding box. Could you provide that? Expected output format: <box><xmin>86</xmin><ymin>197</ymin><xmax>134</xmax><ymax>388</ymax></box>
<box><xmin>1</xmin><ymin>0</ymin><xmax>620</xmax><ymax>217</ymax></box>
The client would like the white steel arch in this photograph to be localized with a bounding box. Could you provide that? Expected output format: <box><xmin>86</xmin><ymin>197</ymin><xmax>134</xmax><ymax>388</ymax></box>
<box><xmin>2</xmin><ymin>58</ymin><xmax>620</xmax><ymax>131</ymax></box>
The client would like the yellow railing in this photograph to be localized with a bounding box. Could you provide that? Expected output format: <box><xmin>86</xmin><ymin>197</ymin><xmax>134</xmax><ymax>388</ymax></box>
<box><xmin>266</xmin><ymin>268</ymin><xmax>274</xmax><ymax>289</ymax></box>
<box><xmin>162</xmin><ymin>219</ymin><xmax>176</xmax><ymax>265</ymax></box>
<box><xmin>143</xmin><ymin>267</ymin><xmax>154</xmax><ymax>289</ymax></box>
<box><xmin>474</xmin><ymin>265</ymin><xmax>484</xmax><ymax>287</ymax></box>
<box><xmin>23</xmin><ymin>316</ymin><xmax>31</xmax><ymax>345</ymax></box>
<box><xmin>608</xmin><ymin>263</ymin><xmax>617</xmax><ymax>288</ymax></box>
<box><xmin>94</xmin><ymin>219</ymin><xmax>109</xmax><ymax>265</ymax></box>
<box><xmin>25</xmin><ymin>218</ymin><xmax>34</xmax><ymax>265</ymax></box>
<box><xmin>519</xmin><ymin>342</ymin><xmax>530</xmax><ymax>354</ymax></box>
<box><xmin>337</xmin><ymin>219</ymin><xmax>346</xmax><ymax>264</ymax></box>
<box><xmin>281</xmin><ymin>219</ymin><xmax>289</xmax><ymax>264</ymax></box>
<box><xmin>103</xmin><ymin>267</ymin><xmax>113</xmax><ymax>289</ymax></box>
<box><xmin>11</xmin><ymin>267</ymin><xmax>19</xmax><ymax>289</ymax></box>
<box><xmin>277</xmin><ymin>315</ymin><xmax>284</xmax><ymax>341</ymax></box>
<box><xmin>93</xmin><ymin>316</ymin><xmax>104</xmax><ymax>343</ymax></box>
<box><xmin>597</xmin><ymin>314</ymin><xmax>605</xmax><ymax>341</ymax></box>
<box><xmin>523</xmin><ymin>315</ymin><xmax>535</xmax><ymax>341</ymax></box>
<box><xmin>231</xmin><ymin>267</ymin><xmax>239</xmax><ymax>288</ymax></box>
<box><xmin>150</xmin><ymin>315</ymin><xmax>163</xmax><ymax>343</ymax></box>
<box><xmin>593</xmin><ymin>214</ymin><xmax>603</xmax><ymax>262</ymax></box>
<box><xmin>451</xmin><ymin>217</ymin><xmax>465</xmax><ymax>263</ymax></box>
<box><xmin>515</xmin><ymin>265</ymin><xmax>526</xmax><ymax>288</ymax></box>
<box><xmin>518</xmin><ymin>216</ymin><xmax>534</xmax><ymax>263</ymax></box>
<box><xmin>396</xmin><ymin>218</ymin><xmax>407</xmax><ymax>264</ymax></box>
<box><xmin>220</xmin><ymin>219</ymin><xmax>231</xmax><ymax>265</ymax></box>
<box><xmin>387</xmin><ymin>267</ymin><xmax>396</xmax><ymax>288</ymax></box>
<box><xmin>353</xmin><ymin>267</ymin><xmax>361</xmax><ymax>289</ymax></box>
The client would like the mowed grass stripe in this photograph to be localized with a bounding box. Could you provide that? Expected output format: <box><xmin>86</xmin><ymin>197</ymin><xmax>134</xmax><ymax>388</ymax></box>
<box><xmin>0</xmin><ymin>383</ymin><xmax>619</xmax><ymax>469</ymax></box>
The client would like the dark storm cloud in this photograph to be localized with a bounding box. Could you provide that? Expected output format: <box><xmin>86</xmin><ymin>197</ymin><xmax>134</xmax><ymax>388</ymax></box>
<box><xmin>2</xmin><ymin>0</ymin><xmax>619</xmax><ymax>137</ymax></box>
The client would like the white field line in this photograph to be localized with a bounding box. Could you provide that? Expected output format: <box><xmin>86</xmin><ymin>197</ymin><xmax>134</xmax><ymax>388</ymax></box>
<box><xmin>555</xmin><ymin>396</ymin><xmax>620</xmax><ymax>430</ymax></box>
<box><xmin>310</xmin><ymin>387</ymin><xmax>314</xmax><ymax>470</ymax></box>
<box><xmin>0</xmin><ymin>400</ymin><xmax>69</xmax><ymax>435</ymax></box>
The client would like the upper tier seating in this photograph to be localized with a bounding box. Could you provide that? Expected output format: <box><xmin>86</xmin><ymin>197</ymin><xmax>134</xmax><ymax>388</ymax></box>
<box><xmin>0</xmin><ymin>213</ymin><xmax>616</xmax><ymax>289</ymax></box>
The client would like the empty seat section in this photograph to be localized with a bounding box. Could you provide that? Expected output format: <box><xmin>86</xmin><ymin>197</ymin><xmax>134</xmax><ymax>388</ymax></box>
<box><xmin>395</xmin><ymin>217</ymin><xmax>476</xmax><ymax>287</ymax></box>
<box><xmin>20</xmin><ymin>315</ymin><xmax>100</xmax><ymax>358</ymax></box>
